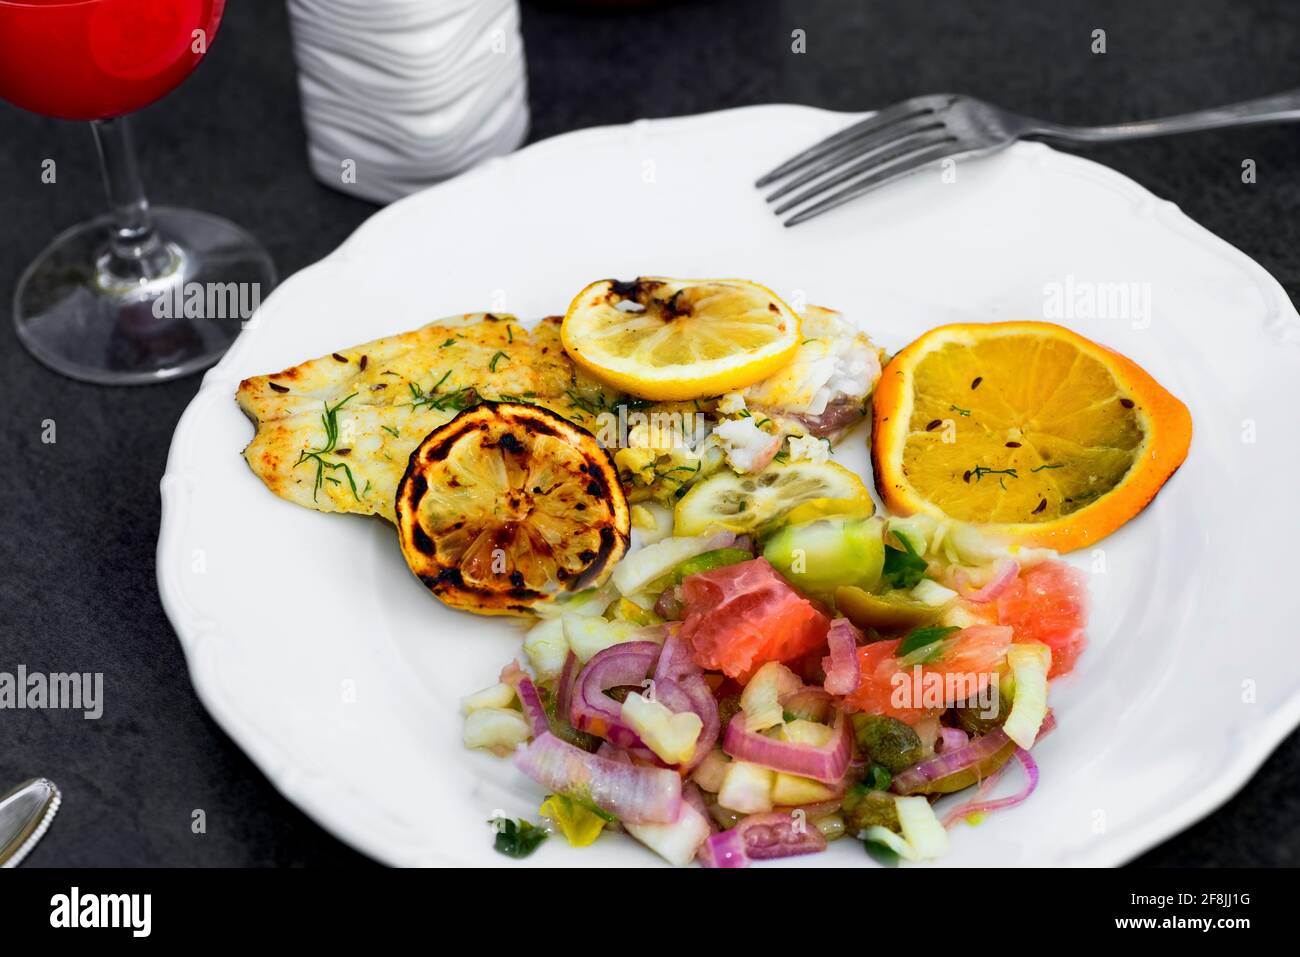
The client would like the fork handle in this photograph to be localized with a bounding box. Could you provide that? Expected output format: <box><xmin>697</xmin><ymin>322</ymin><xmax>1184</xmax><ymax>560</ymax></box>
<box><xmin>1026</xmin><ymin>90</ymin><xmax>1300</xmax><ymax>144</ymax></box>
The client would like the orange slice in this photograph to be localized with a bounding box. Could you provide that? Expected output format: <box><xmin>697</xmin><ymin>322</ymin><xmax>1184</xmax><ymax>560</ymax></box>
<box><xmin>871</xmin><ymin>322</ymin><xmax>1191</xmax><ymax>552</ymax></box>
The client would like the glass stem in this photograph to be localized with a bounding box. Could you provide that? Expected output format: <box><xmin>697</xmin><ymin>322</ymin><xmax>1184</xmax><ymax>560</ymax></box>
<box><xmin>91</xmin><ymin>116</ymin><xmax>176</xmax><ymax>286</ymax></box>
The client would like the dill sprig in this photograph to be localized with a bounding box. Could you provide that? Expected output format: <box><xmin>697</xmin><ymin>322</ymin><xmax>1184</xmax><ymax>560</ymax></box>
<box><xmin>967</xmin><ymin>464</ymin><xmax>1019</xmax><ymax>490</ymax></box>
<box><xmin>295</xmin><ymin>393</ymin><xmax>360</xmax><ymax>502</ymax></box>
<box><xmin>563</xmin><ymin>389</ymin><xmax>655</xmax><ymax>418</ymax></box>
<box><xmin>652</xmin><ymin>461</ymin><xmax>701</xmax><ymax>486</ymax></box>
<box><xmin>407</xmin><ymin>371</ymin><xmax>475</xmax><ymax>412</ymax></box>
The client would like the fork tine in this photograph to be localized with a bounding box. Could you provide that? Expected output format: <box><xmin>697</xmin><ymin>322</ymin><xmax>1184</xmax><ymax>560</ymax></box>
<box><xmin>781</xmin><ymin>142</ymin><xmax>968</xmax><ymax>226</ymax></box>
<box><xmin>754</xmin><ymin>98</ymin><xmax>940</xmax><ymax>187</ymax></box>
<box><xmin>764</xmin><ymin>118</ymin><xmax>946</xmax><ymax>202</ymax></box>
<box><xmin>772</xmin><ymin>131</ymin><xmax>956</xmax><ymax>215</ymax></box>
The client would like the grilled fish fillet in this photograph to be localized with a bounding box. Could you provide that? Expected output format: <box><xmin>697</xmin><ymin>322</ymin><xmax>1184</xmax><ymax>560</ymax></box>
<box><xmin>238</xmin><ymin>313</ymin><xmax>616</xmax><ymax>521</ymax></box>
<box><xmin>238</xmin><ymin>307</ymin><xmax>882</xmax><ymax>521</ymax></box>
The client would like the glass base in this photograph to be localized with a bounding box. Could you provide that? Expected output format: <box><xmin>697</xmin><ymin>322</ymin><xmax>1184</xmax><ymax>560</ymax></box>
<box><xmin>14</xmin><ymin>207</ymin><xmax>277</xmax><ymax>385</ymax></box>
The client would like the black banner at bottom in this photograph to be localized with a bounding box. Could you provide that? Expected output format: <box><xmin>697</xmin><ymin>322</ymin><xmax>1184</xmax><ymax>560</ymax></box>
<box><xmin>0</xmin><ymin>866</ymin><xmax>1278</xmax><ymax>941</ymax></box>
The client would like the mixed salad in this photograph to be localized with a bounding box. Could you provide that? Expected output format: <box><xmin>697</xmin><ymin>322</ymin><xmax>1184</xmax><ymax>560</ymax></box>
<box><xmin>466</xmin><ymin>505</ymin><xmax>1088</xmax><ymax>867</ymax></box>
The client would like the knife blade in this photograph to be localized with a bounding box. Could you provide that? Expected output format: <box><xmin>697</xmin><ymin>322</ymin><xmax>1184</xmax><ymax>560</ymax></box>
<box><xmin>0</xmin><ymin>778</ymin><xmax>60</xmax><ymax>867</ymax></box>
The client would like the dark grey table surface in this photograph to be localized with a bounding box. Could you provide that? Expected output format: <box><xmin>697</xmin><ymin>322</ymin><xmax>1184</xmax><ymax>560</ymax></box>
<box><xmin>2</xmin><ymin>0</ymin><xmax>1297</xmax><ymax>867</ymax></box>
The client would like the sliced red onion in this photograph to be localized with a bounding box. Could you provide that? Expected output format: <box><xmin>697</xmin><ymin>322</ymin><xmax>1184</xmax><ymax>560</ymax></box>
<box><xmin>570</xmin><ymin>641</ymin><xmax>660</xmax><ymax>748</ymax></box>
<box><xmin>789</xmin><ymin>394</ymin><xmax>864</xmax><ymax>439</ymax></box>
<box><xmin>699</xmin><ymin>811</ymin><xmax>828</xmax><ymax>868</ymax></box>
<box><xmin>821</xmin><ymin>618</ymin><xmax>862</xmax><ymax>695</ymax></box>
<box><xmin>515</xmin><ymin>732</ymin><xmax>683</xmax><ymax>825</ymax></box>
<box><xmin>779</xmin><ymin>687</ymin><xmax>833</xmax><ymax>723</ymax></box>
<box><xmin>514</xmin><ymin>675</ymin><xmax>551</xmax><ymax>739</ymax></box>
<box><xmin>555</xmin><ymin>652</ymin><xmax>579</xmax><ymax>723</ymax></box>
<box><xmin>891</xmin><ymin>727</ymin><xmax>1013</xmax><ymax>795</ymax></box>
<box><xmin>650</xmin><ymin>678</ymin><xmax>720</xmax><ymax>771</ymax></box>
<box><xmin>652</xmin><ymin>627</ymin><xmax>721</xmax><ymax>770</ymax></box>
<box><xmin>722</xmin><ymin>712</ymin><xmax>851</xmax><ymax>784</ymax></box>
<box><xmin>936</xmin><ymin>726</ymin><xmax>970</xmax><ymax>754</ymax></box>
<box><xmin>598</xmin><ymin>741</ymin><xmax>628</xmax><ymax>761</ymax></box>
<box><xmin>570</xmin><ymin>636</ymin><xmax>718</xmax><ymax>766</ymax></box>
<box><xmin>653</xmin><ymin>625</ymin><xmax>698</xmax><ymax>686</ymax></box>
<box><xmin>682</xmin><ymin>781</ymin><xmax>719</xmax><ymax>835</ymax></box>
<box><xmin>893</xmin><ymin>710</ymin><xmax>1056</xmax><ymax>795</ymax></box>
<box><xmin>953</xmin><ymin>557</ymin><xmax>1020</xmax><ymax>602</ymax></box>
<box><xmin>496</xmin><ymin>660</ymin><xmax>552</xmax><ymax>738</ymax></box>
<box><xmin>700</xmin><ymin>827</ymin><xmax>749</xmax><ymax>868</ymax></box>
<box><xmin>940</xmin><ymin>747</ymin><xmax>1039</xmax><ymax>827</ymax></box>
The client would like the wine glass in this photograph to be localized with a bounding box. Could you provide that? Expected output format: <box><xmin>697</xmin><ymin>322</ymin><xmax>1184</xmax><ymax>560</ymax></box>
<box><xmin>0</xmin><ymin>0</ymin><xmax>276</xmax><ymax>385</ymax></box>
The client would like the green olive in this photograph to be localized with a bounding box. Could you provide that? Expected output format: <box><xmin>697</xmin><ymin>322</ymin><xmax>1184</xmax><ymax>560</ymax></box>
<box><xmin>841</xmin><ymin>785</ymin><xmax>901</xmax><ymax>834</ymax></box>
<box><xmin>851</xmin><ymin>713</ymin><xmax>923</xmax><ymax>772</ymax></box>
<box><xmin>835</xmin><ymin>586</ymin><xmax>941</xmax><ymax>632</ymax></box>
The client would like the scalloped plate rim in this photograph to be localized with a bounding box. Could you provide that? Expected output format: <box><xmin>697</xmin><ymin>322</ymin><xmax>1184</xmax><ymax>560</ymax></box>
<box><xmin>158</xmin><ymin>104</ymin><xmax>1300</xmax><ymax>867</ymax></box>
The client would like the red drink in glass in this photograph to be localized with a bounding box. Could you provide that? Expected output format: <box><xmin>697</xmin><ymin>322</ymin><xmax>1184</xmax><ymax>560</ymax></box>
<box><xmin>0</xmin><ymin>0</ymin><xmax>226</xmax><ymax>119</ymax></box>
<box><xmin>0</xmin><ymin>0</ymin><xmax>273</xmax><ymax>385</ymax></box>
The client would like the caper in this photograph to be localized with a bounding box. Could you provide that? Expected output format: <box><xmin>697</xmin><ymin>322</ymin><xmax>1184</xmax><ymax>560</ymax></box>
<box><xmin>851</xmin><ymin>713</ymin><xmax>923</xmax><ymax>772</ymax></box>
<box><xmin>835</xmin><ymin>586</ymin><xmax>941</xmax><ymax>632</ymax></box>
<box><xmin>950</xmin><ymin>681</ymin><xmax>1013</xmax><ymax>736</ymax></box>
<box><xmin>842</xmin><ymin>785</ymin><xmax>901</xmax><ymax>834</ymax></box>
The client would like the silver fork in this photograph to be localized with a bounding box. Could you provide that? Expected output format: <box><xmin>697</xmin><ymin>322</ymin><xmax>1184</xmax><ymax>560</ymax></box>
<box><xmin>759</xmin><ymin>91</ymin><xmax>1300</xmax><ymax>226</ymax></box>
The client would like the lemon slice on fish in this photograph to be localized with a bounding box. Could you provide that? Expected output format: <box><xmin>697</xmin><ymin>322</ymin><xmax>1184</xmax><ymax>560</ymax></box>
<box><xmin>561</xmin><ymin>277</ymin><xmax>801</xmax><ymax>401</ymax></box>
<box><xmin>674</xmin><ymin>461</ymin><xmax>873</xmax><ymax>536</ymax></box>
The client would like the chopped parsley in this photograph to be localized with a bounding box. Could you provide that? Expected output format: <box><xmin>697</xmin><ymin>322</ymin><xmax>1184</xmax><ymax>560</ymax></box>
<box><xmin>490</xmin><ymin>816</ymin><xmax>548</xmax><ymax>859</ymax></box>
<box><xmin>897</xmin><ymin>624</ymin><xmax>960</xmax><ymax>660</ymax></box>
<box><xmin>881</xmin><ymin>529</ymin><xmax>928</xmax><ymax>589</ymax></box>
<box><xmin>863</xmin><ymin>836</ymin><xmax>901</xmax><ymax>867</ymax></box>
<box><xmin>863</xmin><ymin>763</ymin><xmax>893</xmax><ymax>792</ymax></box>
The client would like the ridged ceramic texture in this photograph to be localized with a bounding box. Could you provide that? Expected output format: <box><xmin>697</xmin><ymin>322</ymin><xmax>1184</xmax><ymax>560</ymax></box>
<box><xmin>287</xmin><ymin>0</ymin><xmax>528</xmax><ymax>204</ymax></box>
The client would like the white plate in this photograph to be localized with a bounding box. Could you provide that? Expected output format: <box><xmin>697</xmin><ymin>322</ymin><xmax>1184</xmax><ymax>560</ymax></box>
<box><xmin>158</xmin><ymin>105</ymin><xmax>1300</xmax><ymax>867</ymax></box>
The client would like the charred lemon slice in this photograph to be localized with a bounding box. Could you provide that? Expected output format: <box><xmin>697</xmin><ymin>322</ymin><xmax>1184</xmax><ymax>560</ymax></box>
<box><xmin>561</xmin><ymin>277</ymin><xmax>801</xmax><ymax>400</ymax></box>
<box><xmin>395</xmin><ymin>402</ymin><xmax>630</xmax><ymax>616</ymax></box>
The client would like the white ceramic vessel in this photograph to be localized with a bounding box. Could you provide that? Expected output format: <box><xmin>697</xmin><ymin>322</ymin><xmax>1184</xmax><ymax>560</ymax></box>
<box><xmin>159</xmin><ymin>106</ymin><xmax>1300</xmax><ymax>867</ymax></box>
<box><xmin>287</xmin><ymin>0</ymin><xmax>528</xmax><ymax>204</ymax></box>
